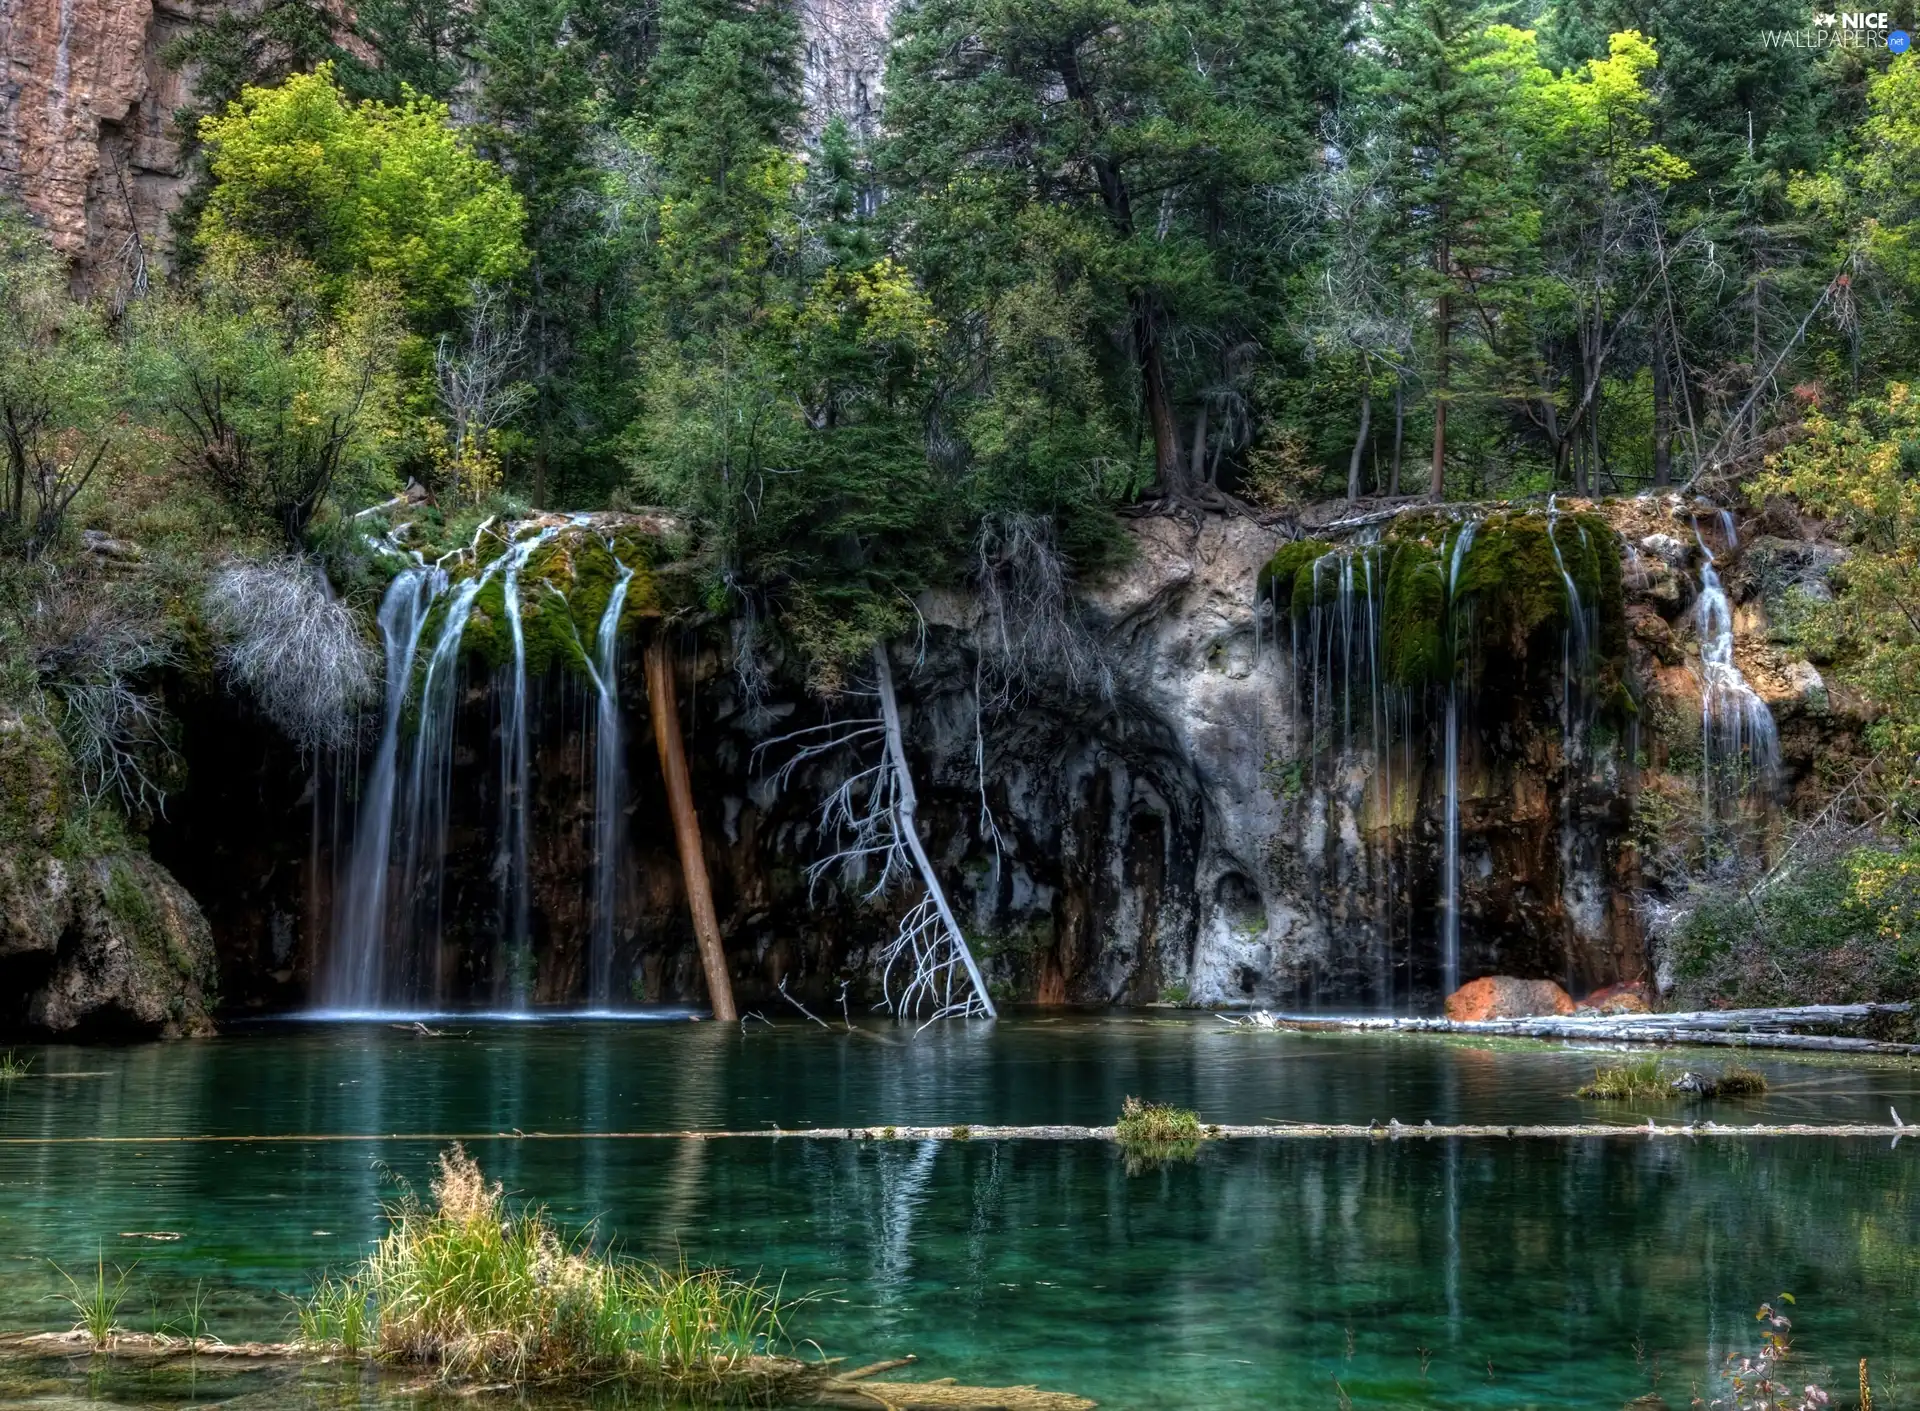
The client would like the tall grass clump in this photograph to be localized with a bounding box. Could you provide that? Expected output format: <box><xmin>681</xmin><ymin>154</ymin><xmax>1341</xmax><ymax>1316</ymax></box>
<box><xmin>300</xmin><ymin>1145</ymin><xmax>795</xmax><ymax>1396</ymax></box>
<box><xmin>0</xmin><ymin>1049</ymin><xmax>30</xmax><ymax>1079</ymax></box>
<box><xmin>52</xmin><ymin>1252</ymin><xmax>133</xmax><ymax>1345</ymax></box>
<box><xmin>1576</xmin><ymin>1055</ymin><xmax>1673</xmax><ymax>1101</ymax></box>
<box><xmin>1714</xmin><ymin>1065</ymin><xmax>1769</xmax><ymax>1097</ymax></box>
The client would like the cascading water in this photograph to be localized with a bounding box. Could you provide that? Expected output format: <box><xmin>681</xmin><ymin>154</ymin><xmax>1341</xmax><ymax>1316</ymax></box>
<box><xmin>320</xmin><ymin>565</ymin><xmax>442</xmax><ymax>1011</ymax></box>
<box><xmin>322</xmin><ymin>522</ymin><xmax>560</xmax><ymax>1013</ymax></box>
<box><xmin>494</xmin><ymin>526</ymin><xmax>559</xmax><ymax>1008</ymax></box>
<box><xmin>1692</xmin><ymin>511</ymin><xmax>1780</xmax><ymax>808</ymax></box>
<box><xmin>1439</xmin><ymin>520</ymin><xmax>1477</xmax><ymax>1002</ymax></box>
<box><xmin>587</xmin><ymin>553</ymin><xmax>635</xmax><ymax>1006</ymax></box>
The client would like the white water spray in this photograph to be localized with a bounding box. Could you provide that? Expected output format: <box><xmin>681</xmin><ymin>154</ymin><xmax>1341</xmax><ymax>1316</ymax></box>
<box><xmin>321</xmin><ymin>565</ymin><xmax>441</xmax><ymax>1009</ymax></box>
<box><xmin>1692</xmin><ymin>512</ymin><xmax>1780</xmax><ymax>806</ymax></box>
<box><xmin>1440</xmin><ymin>520</ymin><xmax>1477</xmax><ymax>1001</ymax></box>
<box><xmin>587</xmin><ymin>553</ymin><xmax>634</xmax><ymax>1005</ymax></box>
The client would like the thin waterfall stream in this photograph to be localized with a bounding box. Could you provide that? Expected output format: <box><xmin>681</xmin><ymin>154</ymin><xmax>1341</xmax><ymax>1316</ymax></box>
<box><xmin>588</xmin><ymin>552</ymin><xmax>634</xmax><ymax>1006</ymax></box>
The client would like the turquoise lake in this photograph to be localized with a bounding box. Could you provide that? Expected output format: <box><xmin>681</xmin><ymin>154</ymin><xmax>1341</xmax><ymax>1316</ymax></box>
<box><xmin>1</xmin><ymin>1015</ymin><xmax>1917</xmax><ymax>1408</ymax></box>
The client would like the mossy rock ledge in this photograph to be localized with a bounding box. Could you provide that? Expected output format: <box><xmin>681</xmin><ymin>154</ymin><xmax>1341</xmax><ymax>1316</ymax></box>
<box><xmin>0</xmin><ymin>708</ymin><xmax>217</xmax><ymax>1039</ymax></box>
<box><xmin>443</xmin><ymin>512</ymin><xmax>704</xmax><ymax>679</ymax></box>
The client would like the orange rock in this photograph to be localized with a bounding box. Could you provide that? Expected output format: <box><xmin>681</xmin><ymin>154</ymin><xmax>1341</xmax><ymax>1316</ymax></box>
<box><xmin>1444</xmin><ymin>976</ymin><xmax>1577</xmax><ymax>1022</ymax></box>
<box><xmin>1577</xmin><ymin>981</ymin><xmax>1653</xmax><ymax>1016</ymax></box>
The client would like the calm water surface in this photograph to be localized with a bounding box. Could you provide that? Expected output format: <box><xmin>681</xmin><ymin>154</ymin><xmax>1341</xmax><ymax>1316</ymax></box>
<box><xmin>1</xmin><ymin>1015</ymin><xmax>1917</xmax><ymax>1408</ymax></box>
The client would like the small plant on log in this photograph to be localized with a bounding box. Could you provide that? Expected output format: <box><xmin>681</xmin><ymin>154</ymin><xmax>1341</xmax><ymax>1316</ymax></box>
<box><xmin>1714</xmin><ymin>1066</ymin><xmax>1769</xmax><ymax>1097</ymax></box>
<box><xmin>1115</xmin><ymin>1098</ymin><xmax>1203</xmax><ymax>1144</ymax></box>
<box><xmin>0</xmin><ymin>1050</ymin><xmax>29</xmax><ymax>1080</ymax></box>
<box><xmin>51</xmin><ymin>1252</ymin><xmax>133</xmax><ymax>1346</ymax></box>
<box><xmin>1576</xmin><ymin>1057</ymin><xmax>1674</xmax><ymax>1101</ymax></box>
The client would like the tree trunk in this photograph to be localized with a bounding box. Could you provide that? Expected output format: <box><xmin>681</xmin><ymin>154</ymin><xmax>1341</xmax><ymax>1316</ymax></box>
<box><xmin>1389</xmin><ymin>377</ymin><xmax>1404</xmax><ymax>497</ymax></box>
<box><xmin>1429</xmin><ymin>290</ymin><xmax>1450</xmax><ymax>500</ymax></box>
<box><xmin>1189</xmin><ymin>401</ymin><xmax>1209</xmax><ymax>486</ymax></box>
<box><xmin>645</xmin><ymin>638</ymin><xmax>737</xmax><ymax>1022</ymax></box>
<box><xmin>1137</xmin><ymin>296</ymin><xmax>1183</xmax><ymax>494</ymax></box>
<box><xmin>872</xmin><ymin>643</ymin><xmax>997</xmax><ymax>1019</ymax></box>
<box><xmin>1652</xmin><ymin>321</ymin><xmax>1673</xmax><ymax>488</ymax></box>
<box><xmin>1346</xmin><ymin>382</ymin><xmax>1372</xmax><ymax>503</ymax></box>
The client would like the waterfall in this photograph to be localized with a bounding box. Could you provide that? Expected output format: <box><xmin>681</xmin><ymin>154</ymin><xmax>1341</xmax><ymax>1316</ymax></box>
<box><xmin>1692</xmin><ymin>512</ymin><xmax>1780</xmax><ymax>806</ymax></box>
<box><xmin>320</xmin><ymin>565</ymin><xmax>441</xmax><ymax>1011</ymax></box>
<box><xmin>587</xmin><ymin>554</ymin><xmax>635</xmax><ymax>1006</ymax></box>
<box><xmin>321</xmin><ymin>522</ymin><xmax>560</xmax><ymax>1014</ymax></box>
<box><xmin>1439</xmin><ymin>521</ymin><xmax>1476</xmax><ymax>1002</ymax></box>
<box><xmin>494</xmin><ymin>526</ymin><xmax>559</xmax><ymax>1009</ymax></box>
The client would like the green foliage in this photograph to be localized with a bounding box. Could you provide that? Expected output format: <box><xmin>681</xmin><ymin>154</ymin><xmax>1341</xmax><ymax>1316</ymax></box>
<box><xmin>130</xmin><ymin>262</ymin><xmax>410</xmax><ymax>548</ymax></box>
<box><xmin>199</xmin><ymin>65</ymin><xmax>528</xmax><ymax>326</ymax></box>
<box><xmin>881</xmin><ymin>0</ymin><xmax>1347</xmax><ymax>497</ymax></box>
<box><xmin>1662</xmin><ymin>841</ymin><xmax>1920</xmax><ymax>1009</ymax></box>
<box><xmin>0</xmin><ymin>1049</ymin><xmax>29</xmax><ymax>1080</ymax></box>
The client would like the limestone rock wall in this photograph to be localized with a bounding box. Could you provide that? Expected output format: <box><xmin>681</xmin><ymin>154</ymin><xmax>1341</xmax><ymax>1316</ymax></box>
<box><xmin>0</xmin><ymin>0</ymin><xmax>198</xmax><ymax>291</ymax></box>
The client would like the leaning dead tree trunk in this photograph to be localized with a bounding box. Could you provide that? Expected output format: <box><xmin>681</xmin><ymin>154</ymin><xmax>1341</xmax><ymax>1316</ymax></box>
<box><xmin>645</xmin><ymin>637</ymin><xmax>737</xmax><ymax>1022</ymax></box>
<box><xmin>753</xmin><ymin>643</ymin><xmax>997</xmax><ymax>1022</ymax></box>
<box><xmin>872</xmin><ymin>643</ymin><xmax>996</xmax><ymax>1019</ymax></box>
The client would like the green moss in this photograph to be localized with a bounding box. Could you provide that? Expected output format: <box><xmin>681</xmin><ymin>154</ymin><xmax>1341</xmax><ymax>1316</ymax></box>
<box><xmin>1381</xmin><ymin>538</ymin><xmax>1449</xmax><ymax>689</ymax></box>
<box><xmin>1258</xmin><ymin>539</ymin><xmax>1336</xmax><ymax>609</ymax></box>
<box><xmin>451</xmin><ymin>530</ymin><xmax>666</xmax><ymax>679</ymax></box>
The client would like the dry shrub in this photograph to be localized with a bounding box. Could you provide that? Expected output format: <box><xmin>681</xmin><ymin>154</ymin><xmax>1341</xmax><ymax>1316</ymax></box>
<box><xmin>204</xmin><ymin>557</ymin><xmax>375</xmax><ymax>752</ymax></box>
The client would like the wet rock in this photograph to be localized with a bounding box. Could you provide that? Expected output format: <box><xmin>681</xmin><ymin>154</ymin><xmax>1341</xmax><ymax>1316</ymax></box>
<box><xmin>25</xmin><ymin>854</ymin><xmax>218</xmax><ymax>1037</ymax></box>
<box><xmin>1444</xmin><ymin>976</ymin><xmax>1577</xmax><ymax>1021</ymax></box>
<box><xmin>1578</xmin><ymin>980</ymin><xmax>1652</xmax><ymax>1015</ymax></box>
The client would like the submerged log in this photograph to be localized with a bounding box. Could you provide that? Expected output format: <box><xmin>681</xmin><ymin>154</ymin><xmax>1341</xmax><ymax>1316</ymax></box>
<box><xmin>0</xmin><ymin>1334</ymin><xmax>1098</xmax><ymax>1408</ymax></box>
<box><xmin>644</xmin><ymin>637</ymin><xmax>737</xmax><ymax>1023</ymax></box>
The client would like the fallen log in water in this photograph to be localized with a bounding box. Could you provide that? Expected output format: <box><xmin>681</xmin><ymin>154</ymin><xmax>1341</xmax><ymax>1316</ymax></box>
<box><xmin>1269</xmin><ymin>1003</ymin><xmax>1919</xmax><ymax>1054</ymax></box>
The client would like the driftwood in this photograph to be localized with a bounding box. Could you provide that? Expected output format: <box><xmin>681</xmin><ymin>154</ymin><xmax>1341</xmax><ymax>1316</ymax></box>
<box><xmin>0</xmin><ymin>1334</ymin><xmax>1097</xmax><ymax>1409</ymax></box>
<box><xmin>1271</xmin><ymin>1003</ymin><xmax>1920</xmax><ymax>1054</ymax></box>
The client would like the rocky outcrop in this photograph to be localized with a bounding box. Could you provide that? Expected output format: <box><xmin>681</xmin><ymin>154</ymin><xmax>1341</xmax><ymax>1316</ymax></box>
<box><xmin>137</xmin><ymin>497</ymin><xmax>1864</xmax><ymax>1022</ymax></box>
<box><xmin>0</xmin><ymin>707</ymin><xmax>218</xmax><ymax>1037</ymax></box>
<box><xmin>1444</xmin><ymin>976</ymin><xmax>1576</xmax><ymax>1021</ymax></box>
<box><xmin>0</xmin><ymin>0</ymin><xmax>198</xmax><ymax>291</ymax></box>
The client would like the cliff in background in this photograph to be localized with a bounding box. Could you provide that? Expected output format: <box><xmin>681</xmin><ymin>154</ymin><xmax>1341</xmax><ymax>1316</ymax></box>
<box><xmin>0</xmin><ymin>0</ymin><xmax>196</xmax><ymax>292</ymax></box>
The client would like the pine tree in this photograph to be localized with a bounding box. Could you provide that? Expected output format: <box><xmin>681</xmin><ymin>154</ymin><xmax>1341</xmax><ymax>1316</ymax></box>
<box><xmin>1371</xmin><ymin>0</ymin><xmax>1514</xmax><ymax>499</ymax></box>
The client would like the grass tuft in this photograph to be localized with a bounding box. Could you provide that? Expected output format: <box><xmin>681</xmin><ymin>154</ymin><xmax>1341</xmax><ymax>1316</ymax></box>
<box><xmin>299</xmin><ymin>1144</ymin><xmax>796</xmax><ymax>1394</ymax></box>
<box><xmin>1713</xmin><ymin>1065</ymin><xmax>1769</xmax><ymax>1097</ymax></box>
<box><xmin>1115</xmin><ymin>1097</ymin><xmax>1204</xmax><ymax>1144</ymax></box>
<box><xmin>0</xmin><ymin>1050</ymin><xmax>30</xmax><ymax>1080</ymax></box>
<box><xmin>51</xmin><ymin>1252</ymin><xmax>133</xmax><ymax>1346</ymax></box>
<box><xmin>1575</xmin><ymin>1056</ymin><xmax>1673</xmax><ymax>1101</ymax></box>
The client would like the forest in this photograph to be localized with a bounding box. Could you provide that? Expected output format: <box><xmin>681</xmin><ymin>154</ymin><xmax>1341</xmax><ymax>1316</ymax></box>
<box><xmin>3</xmin><ymin>0</ymin><xmax>1920</xmax><ymax>1014</ymax></box>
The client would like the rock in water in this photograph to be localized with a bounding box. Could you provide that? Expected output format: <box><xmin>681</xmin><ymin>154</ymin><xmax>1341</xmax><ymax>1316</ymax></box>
<box><xmin>1444</xmin><ymin>976</ymin><xmax>1577</xmax><ymax>1021</ymax></box>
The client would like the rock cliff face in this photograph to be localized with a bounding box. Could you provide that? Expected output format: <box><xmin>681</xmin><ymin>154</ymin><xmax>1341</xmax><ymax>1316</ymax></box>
<box><xmin>147</xmin><ymin>500</ymin><xmax>1853</xmax><ymax>1021</ymax></box>
<box><xmin>0</xmin><ymin>0</ymin><xmax>196</xmax><ymax>291</ymax></box>
<box><xmin>0</xmin><ymin>708</ymin><xmax>218</xmax><ymax>1036</ymax></box>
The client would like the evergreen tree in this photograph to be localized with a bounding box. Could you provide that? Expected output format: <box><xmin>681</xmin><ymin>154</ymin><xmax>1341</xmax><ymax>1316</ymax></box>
<box><xmin>1371</xmin><ymin>0</ymin><xmax>1515</xmax><ymax>499</ymax></box>
<box><xmin>881</xmin><ymin>0</ymin><xmax>1349</xmax><ymax>506</ymax></box>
